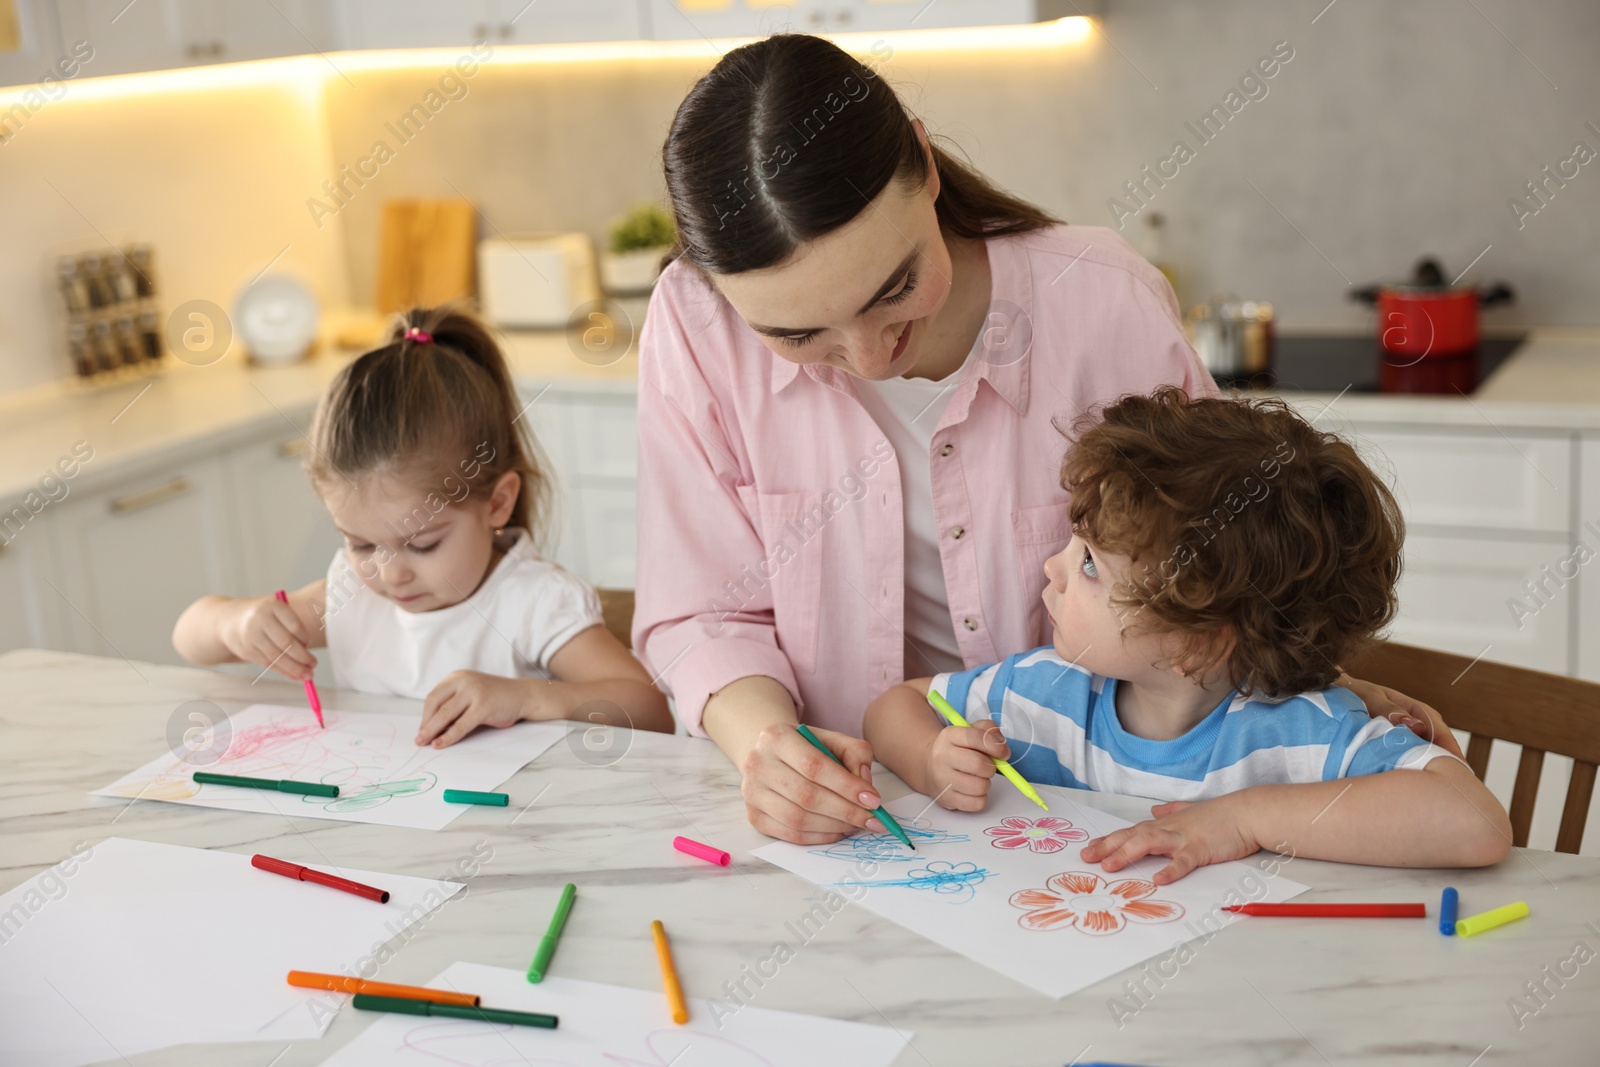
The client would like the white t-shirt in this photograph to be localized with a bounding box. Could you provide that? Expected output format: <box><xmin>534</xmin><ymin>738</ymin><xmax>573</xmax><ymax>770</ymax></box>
<box><xmin>855</xmin><ymin>354</ymin><xmax>972</xmax><ymax>678</ymax></box>
<box><xmin>324</xmin><ymin>527</ymin><xmax>603</xmax><ymax>700</ymax></box>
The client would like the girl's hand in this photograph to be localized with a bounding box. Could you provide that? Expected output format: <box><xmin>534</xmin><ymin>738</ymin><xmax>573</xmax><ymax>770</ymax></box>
<box><xmin>1079</xmin><ymin>798</ymin><xmax>1260</xmax><ymax>885</ymax></box>
<box><xmin>418</xmin><ymin>670</ymin><xmax>551</xmax><ymax>748</ymax></box>
<box><xmin>740</xmin><ymin>723</ymin><xmax>883</xmax><ymax>845</ymax></box>
<box><xmin>924</xmin><ymin>723</ymin><xmax>1006</xmax><ymax>812</ymax></box>
<box><xmin>1339</xmin><ymin>675</ymin><xmax>1464</xmax><ymax>759</ymax></box>
<box><xmin>220</xmin><ymin>595</ymin><xmax>317</xmax><ymax>680</ymax></box>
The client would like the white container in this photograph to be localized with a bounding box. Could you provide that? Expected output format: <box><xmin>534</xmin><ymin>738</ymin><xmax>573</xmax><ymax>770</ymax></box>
<box><xmin>599</xmin><ymin>247</ymin><xmax>669</xmax><ymax>296</ymax></box>
<box><xmin>478</xmin><ymin>234</ymin><xmax>600</xmax><ymax>329</ymax></box>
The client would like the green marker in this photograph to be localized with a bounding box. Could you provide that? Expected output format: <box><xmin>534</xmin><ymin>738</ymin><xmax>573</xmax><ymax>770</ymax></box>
<box><xmin>527</xmin><ymin>882</ymin><xmax>576</xmax><ymax>983</ymax></box>
<box><xmin>352</xmin><ymin>993</ymin><xmax>557</xmax><ymax>1029</ymax></box>
<box><xmin>443</xmin><ymin>789</ymin><xmax>509</xmax><ymax>806</ymax></box>
<box><xmin>192</xmin><ymin>772</ymin><xmax>338</xmax><ymax>798</ymax></box>
<box><xmin>795</xmin><ymin>724</ymin><xmax>915</xmax><ymax>852</ymax></box>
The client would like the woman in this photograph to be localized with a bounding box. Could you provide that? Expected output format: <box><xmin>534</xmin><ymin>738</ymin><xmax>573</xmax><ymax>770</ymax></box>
<box><xmin>633</xmin><ymin>35</ymin><xmax>1452</xmax><ymax>845</ymax></box>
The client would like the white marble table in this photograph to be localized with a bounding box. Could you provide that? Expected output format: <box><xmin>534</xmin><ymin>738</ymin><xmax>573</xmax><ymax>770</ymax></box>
<box><xmin>4</xmin><ymin>649</ymin><xmax>1599</xmax><ymax>1067</ymax></box>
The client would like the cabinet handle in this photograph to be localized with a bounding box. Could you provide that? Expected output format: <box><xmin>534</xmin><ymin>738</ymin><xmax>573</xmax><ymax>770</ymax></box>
<box><xmin>109</xmin><ymin>477</ymin><xmax>193</xmax><ymax>515</ymax></box>
<box><xmin>277</xmin><ymin>437</ymin><xmax>311</xmax><ymax>459</ymax></box>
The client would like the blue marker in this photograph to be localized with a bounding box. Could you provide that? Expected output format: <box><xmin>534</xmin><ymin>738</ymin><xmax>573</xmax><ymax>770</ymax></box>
<box><xmin>1439</xmin><ymin>887</ymin><xmax>1459</xmax><ymax>936</ymax></box>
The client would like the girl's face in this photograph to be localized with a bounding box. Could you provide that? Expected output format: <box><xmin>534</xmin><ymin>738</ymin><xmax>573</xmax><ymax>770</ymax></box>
<box><xmin>323</xmin><ymin>469</ymin><xmax>519</xmax><ymax>613</ymax></box>
<box><xmin>1041</xmin><ymin>532</ymin><xmax>1166</xmax><ymax>682</ymax></box>
<box><xmin>709</xmin><ymin>132</ymin><xmax>955</xmax><ymax>382</ymax></box>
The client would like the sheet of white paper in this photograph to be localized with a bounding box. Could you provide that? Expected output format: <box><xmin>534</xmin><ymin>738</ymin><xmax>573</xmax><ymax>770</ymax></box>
<box><xmin>0</xmin><ymin>837</ymin><xmax>463</xmax><ymax>1067</ymax></box>
<box><xmin>753</xmin><ymin>789</ymin><xmax>1309</xmax><ymax>998</ymax></box>
<box><xmin>93</xmin><ymin>703</ymin><xmax>567</xmax><ymax>829</ymax></box>
<box><xmin>319</xmin><ymin>961</ymin><xmax>910</xmax><ymax>1067</ymax></box>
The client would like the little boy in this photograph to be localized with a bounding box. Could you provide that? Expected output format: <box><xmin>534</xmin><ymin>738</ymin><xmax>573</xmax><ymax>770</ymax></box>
<box><xmin>864</xmin><ymin>387</ymin><xmax>1511</xmax><ymax>884</ymax></box>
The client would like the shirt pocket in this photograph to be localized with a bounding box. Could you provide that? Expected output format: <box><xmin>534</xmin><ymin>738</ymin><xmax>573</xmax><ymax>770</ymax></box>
<box><xmin>1011</xmin><ymin>500</ymin><xmax>1074</xmax><ymax>642</ymax></box>
<box><xmin>735</xmin><ymin>486</ymin><xmax>825</xmax><ymax>675</ymax></box>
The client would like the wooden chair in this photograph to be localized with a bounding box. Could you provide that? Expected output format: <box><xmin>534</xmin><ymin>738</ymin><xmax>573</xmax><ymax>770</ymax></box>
<box><xmin>598</xmin><ymin>588</ymin><xmax>635</xmax><ymax>650</ymax></box>
<box><xmin>1345</xmin><ymin>640</ymin><xmax>1600</xmax><ymax>854</ymax></box>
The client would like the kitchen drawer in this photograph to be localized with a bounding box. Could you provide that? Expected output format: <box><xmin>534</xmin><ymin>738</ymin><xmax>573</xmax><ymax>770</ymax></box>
<box><xmin>568</xmin><ymin>400</ymin><xmax>639</xmax><ymax>481</ymax></box>
<box><xmin>1389</xmin><ymin>532</ymin><xmax>1571</xmax><ymax>675</ymax></box>
<box><xmin>1355</xmin><ymin>427</ymin><xmax>1573</xmax><ymax>535</ymax></box>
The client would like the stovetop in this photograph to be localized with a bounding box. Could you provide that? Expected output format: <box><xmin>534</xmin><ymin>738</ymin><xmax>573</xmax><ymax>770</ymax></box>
<box><xmin>1264</xmin><ymin>334</ymin><xmax>1528</xmax><ymax>395</ymax></box>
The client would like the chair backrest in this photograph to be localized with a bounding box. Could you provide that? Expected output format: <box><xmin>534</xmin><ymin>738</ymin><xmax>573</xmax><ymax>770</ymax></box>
<box><xmin>1344</xmin><ymin>641</ymin><xmax>1600</xmax><ymax>853</ymax></box>
<box><xmin>598</xmin><ymin>588</ymin><xmax>635</xmax><ymax>650</ymax></box>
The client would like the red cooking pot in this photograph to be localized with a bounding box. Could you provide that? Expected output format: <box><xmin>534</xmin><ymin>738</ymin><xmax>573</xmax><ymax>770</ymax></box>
<box><xmin>1350</xmin><ymin>258</ymin><xmax>1514</xmax><ymax>393</ymax></box>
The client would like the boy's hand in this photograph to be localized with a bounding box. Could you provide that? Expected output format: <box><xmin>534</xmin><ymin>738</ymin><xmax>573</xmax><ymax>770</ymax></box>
<box><xmin>924</xmin><ymin>723</ymin><xmax>1009</xmax><ymax>812</ymax></box>
<box><xmin>1080</xmin><ymin>798</ymin><xmax>1260</xmax><ymax>885</ymax></box>
<box><xmin>418</xmin><ymin>671</ymin><xmax>556</xmax><ymax>748</ymax></box>
<box><xmin>221</xmin><ymin>595</ymin><xmax>316</xmax><ymax>680</ymax></box>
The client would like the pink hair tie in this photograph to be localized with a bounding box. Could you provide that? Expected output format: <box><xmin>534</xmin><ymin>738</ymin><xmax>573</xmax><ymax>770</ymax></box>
<box><xmin>403</xmin><ymin>326</ymin><xmax>433</xmax><ymax>344</ymax></box>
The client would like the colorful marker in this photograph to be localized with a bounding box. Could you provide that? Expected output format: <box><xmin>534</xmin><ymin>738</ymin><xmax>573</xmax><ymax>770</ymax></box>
<box><xmin>1456</xmin><ymin>900</ymin><xmax>1529</xmax><ymax>937</ymax></box>
<box><xmin>926</xmin><ymin>689</ymin><xmax>1050</xmax><ymax>811</ymax></box>
<box><xmin>352</xmin><ymin>993</ymin><xmax>557</xmax><ymax>1029</ymax></box>
<box><xmin>275</xmin><ymin>589</ymin><xmax>324</xmax><ymax>728</ymax></box>
<box><xmin>794</xmin><ymin>724</ymin><xmax>915</xmax><ymax>852</ymax></box>
<box><xmin>1439</xmin><ymin>887</ymin><xmax>1459</xmax><ymax>936</ymax></box>
<box><xmin>286</xmin><ymin>970</ymin><xmax>478</xmax><ymax>1007</ymax></box>
<box><xmin>193</xmin><ymin>771</ymin><xmax>338</xmax><ymax>798</ymax></box>
<box><xmin>673</xmin><ymin>836</ymin><xmax>730</xmax><ymax>867</ymax></box>
<box><xmin>652</xmin><ymin>919</ymin><xmax>689</xmax><ymax>1025</ymax></box>
<box><xmin>527</xmin><ymin>882</ymin><xmax>576</xmax><ymax>983</ymax></box>
<box><xmin>1222</xmin><ymin>903</ymin><xmax>1425</xmax><ymax>918</ymax></box>
<box><xmin>252</xmin><ymin>854</ymin><xmax>389</xmax><ymax>903</ymax></box>
<box><xmin>443</xmin><ymin>789</ymin><xmax>508</xmax><ymax>806</ymax></box>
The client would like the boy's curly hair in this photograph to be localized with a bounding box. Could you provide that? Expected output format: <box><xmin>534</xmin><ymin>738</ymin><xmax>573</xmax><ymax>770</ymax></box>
<box><xmin>1061</xmin><ymin>387</ymin><xmax>1404</xmax><ymax>698</ymax></box>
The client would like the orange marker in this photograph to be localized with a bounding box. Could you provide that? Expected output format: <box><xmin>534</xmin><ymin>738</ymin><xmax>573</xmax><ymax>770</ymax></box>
<box><xmin>286</xmin><ymin>970</ymin><xmax>479</xmax><ymax>1007</ymax></box>
<box><xmin>275</xmin><ymin>589</ymin><xmax>324</xmax><ymax>727</ymax></box>
<box><xmin>651</xmin><ymin>920</ymin><xmax>689</xmax><ymax>1024</ymax></box>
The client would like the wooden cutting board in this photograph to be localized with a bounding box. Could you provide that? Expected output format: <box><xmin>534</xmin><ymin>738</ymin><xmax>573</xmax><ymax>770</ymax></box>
<box><xmin>375</xmin><ymin>199</ymin><xmax>477</xmax><ymax>314</ymax></box>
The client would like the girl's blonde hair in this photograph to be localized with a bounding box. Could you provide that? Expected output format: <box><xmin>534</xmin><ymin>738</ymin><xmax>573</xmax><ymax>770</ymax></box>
<box><xmin>307</xmin><ymin>304</ymin><xmax>552</xmax><ymax>551</ymax></box>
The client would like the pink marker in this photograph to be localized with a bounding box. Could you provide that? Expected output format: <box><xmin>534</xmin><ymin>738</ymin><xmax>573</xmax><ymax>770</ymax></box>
<box><xmin>275</xmin><ymin>589</ymin><xmax>324</xmax><ymax>728</ymax></box>
<box><xmin>673</xmin><ymin>835</ymin><xmax>730</xmax><ymax>867</ymax></box>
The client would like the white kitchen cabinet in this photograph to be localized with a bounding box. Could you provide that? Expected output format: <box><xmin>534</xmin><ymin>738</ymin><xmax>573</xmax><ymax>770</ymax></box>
<box><xmin>336</xmin><ymin>0</ymin><xmax>642</xmax><ymax>50</ymax></box>
<box><xmin>1390</xmin><ymin>532</ymin><xmax>1572</xmax><ymax>676</ymax></box>
<box><xmin>1580</xmin><ymin>434</ymin><xmax>1600</xmax><ymax>683</ymax></box>
<box><xmin>52</xmin><ymin>0</ymin><xmax>332</xmax><ymax>79</ymax></box>
<box><xmin>0</xmin><ymin>523</ymin><xmax>64</xmax><ymax>652</ymax></box>
<box><xmin>48</xmin><ymin>453</ymin><xmax>242</xmax><ymax>666</ymax></box>
<box><xmin>646</xmin><ymin>0</ymin><xmax>1077</xmax><ymax>39</ymax></box>
<box><xmin>225</xmin><ymin>432</ymin><xmax>342</xmax><ymax>595</ymax></box>
<box><xmin>0</xmin><ymin>0</ymin><xmax>63</xmax><ymax>88</ymax></box>
<box><xmin>578</xmin><ymin>484</ymin><xmax>638</xmax><ymax>588</ymax></box>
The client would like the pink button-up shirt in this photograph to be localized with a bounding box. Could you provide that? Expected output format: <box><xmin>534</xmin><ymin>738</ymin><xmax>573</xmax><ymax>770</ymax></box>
<box><xmin>633</xmin><ymin>225</ymin><xmax>1218</xmax><ymax>737</ymax></box>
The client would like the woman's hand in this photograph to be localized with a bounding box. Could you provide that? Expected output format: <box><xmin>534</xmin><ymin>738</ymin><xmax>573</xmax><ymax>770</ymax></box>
<box><xmin>1339</xmin><ymin>675</ymin><xmax>1464</xmax><ymax>759</ymax></box>
<box><xmin>1079</xmin><ymin>798</ymin><xmax>1260</xmax><ymax>885</ymax></box>
<box><xmin>924</xmin><ymin>723</ymin><xmax>1006</xmax><ymax>812</ymax></box>
<box><xmin>740</xmin><ymin>722</ymin><xmax>885</xmax><ymax>845</ymax></box>
<box><xmin>219</xmin><ymin>595</ymin><xmax>317</xmax><ymax>680</ymax></box>
<box><xmin>418</xmin><ymin>670</ymin><xmax>552</xmax><ymax>748</ymax></box>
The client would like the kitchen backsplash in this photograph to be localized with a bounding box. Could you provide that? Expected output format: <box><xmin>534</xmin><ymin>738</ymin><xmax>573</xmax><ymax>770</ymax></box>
<box><xmin>2</xmin><ymin>0</ymin><xmax>1596</xmax><ymax>393</ymax></box>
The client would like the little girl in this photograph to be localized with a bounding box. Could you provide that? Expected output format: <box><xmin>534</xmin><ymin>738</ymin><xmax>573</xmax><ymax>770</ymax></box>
<box><xmin>173</xmin><ymin>305</ymin><xmax>672</xmax><ymax>747</ymax></box>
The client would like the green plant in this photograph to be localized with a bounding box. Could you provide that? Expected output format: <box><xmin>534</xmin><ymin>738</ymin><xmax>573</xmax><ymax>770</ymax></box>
<box><xmin>609</xmin><ymin>202</ymin><xmax>676</xmax><ymax>254</ymax></box>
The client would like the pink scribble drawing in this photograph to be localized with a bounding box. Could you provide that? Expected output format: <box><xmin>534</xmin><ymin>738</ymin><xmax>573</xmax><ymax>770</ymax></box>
<box><xmin>983</xmin><ymin>816</ymin><xmax>1089</xmax><ymax>854</ymax></box>
<box><xmin>1009</xmin><ymin>871</ymin><xmax>1185</xmax><ymax>935</ymax></box>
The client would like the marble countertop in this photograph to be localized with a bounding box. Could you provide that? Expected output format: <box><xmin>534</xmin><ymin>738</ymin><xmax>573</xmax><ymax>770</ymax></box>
<box><xmin>5</xmin><ymin>648</ymin><xmax>1600</xmax><ymax>1067</ymax></box>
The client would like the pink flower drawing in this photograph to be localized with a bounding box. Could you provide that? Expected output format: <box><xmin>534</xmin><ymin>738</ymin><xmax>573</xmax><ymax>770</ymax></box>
<box><xmin>1009</xmin><ymin>871</ymin><xmax>1185</xmax><ymax>935</ymax></box>
<box><xmin>984</xmin><ymin>816</ymin><xmax>1089</xmax><ymax>854</ymax></box>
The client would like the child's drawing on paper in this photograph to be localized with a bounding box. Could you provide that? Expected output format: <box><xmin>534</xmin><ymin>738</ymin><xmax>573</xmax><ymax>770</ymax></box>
<box><xmin>984</xmin><ymin>816</ymin><xmax>1089</xmax><ymax>854</ymax></box>
<box><xmin>806</xmin><ymin>818</ymin><xmax>968</xmax><ymax>863</ymax></box>
<box><xmin>1010</xmin><ymin>872</ymin><xmax>1184</xmax><ymax>934</ymax></box>
<box><xmin>825</xmin><ymin>860</ymin><xmax>992</xmax><ymax>904</ymax></box>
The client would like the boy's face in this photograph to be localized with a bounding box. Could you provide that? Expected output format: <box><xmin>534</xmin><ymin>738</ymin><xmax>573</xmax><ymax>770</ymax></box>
<box><xmin>1041</xmin><ymin>533</ymin><xmax>1168</xmax><ymax>682</ymax></box>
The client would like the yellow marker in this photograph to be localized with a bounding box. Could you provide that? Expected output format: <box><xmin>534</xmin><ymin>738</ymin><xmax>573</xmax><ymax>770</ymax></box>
<box><xmin>651</xmin><ymin>920</ymin><xmax>689</xmax><ymax>1024</ymax></box>
<box><xmin>926</xmin><ymin>690</ymin><xmax>1049</xmax><ymax>811</ymax></box>
<box><xmin>1456</xmin><ymin>900</ymin><xmax>1529</xmax><ymax>937</ymax></box>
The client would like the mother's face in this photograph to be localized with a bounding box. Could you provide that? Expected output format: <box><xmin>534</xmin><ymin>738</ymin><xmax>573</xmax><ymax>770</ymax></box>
<box><xmin>710</xmin><ymin>175</ymin><xmax>954</xmax><ymax>382</ymax></box>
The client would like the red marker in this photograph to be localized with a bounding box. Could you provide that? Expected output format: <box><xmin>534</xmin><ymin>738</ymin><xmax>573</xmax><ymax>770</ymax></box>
<box><xmin>275</xmin><ymin>589</ymin><xmax>324</xmax><ymax>728</ymax></box>
<box><xmin>252</xmin><ymin>854</ymin><xmax>390</xmax><ymax>903</ymax></box>
<box><xmin>1224</xmin><ymin>902</ymin><xmax>1425</xmax><ymax>918</ymax></box>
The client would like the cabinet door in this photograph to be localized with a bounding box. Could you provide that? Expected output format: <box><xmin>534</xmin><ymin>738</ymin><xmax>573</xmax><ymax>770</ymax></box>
<box><xmin>578</xmin><ymin>485</ymin><xmax>637</xmax><ymax>588</ymax></box>
<box><xmin>334</xmin><ymin>0</ymin><xmax>495</xmax><ymax>50</ymax></box>
<box><xmin>202</xmin><ymin>0</ymin><xmax>339</xmax><ymax>64</ymax></box>
<box><xmin>503</xmin><ymin>0</ymin><xmax>642</xmax><ymax>43</ymax></box>
<box><xmin>0</xmin><ymin>0</ymin><xmax>63</xmax><ymax>89</ymax></box>
<box><xmin>1390</xmin><ymin>532</ymin><xmax>1572</xmax><ymax>675</ymax></box>
<box><xmin>0</xmin><ymin>522</ymin><xmax>62</xmax><ymax>653</ymax></box>
<box><xmin>51</xmin><ymin>455</ymin><xmax>240</xmax><ymax>666</ymax></box>
<box><xmin>1580</xmin><ymin>436</ymin><xmax>1600</xmax><ymax>683</ymax></box>
<box><xmin>227</xmin><ymin>433</ymin><xmax>342</xmax><ymax>594</ymax></box>
<box><xmin>53</xmin><ymin>0</ymin><xmax>187</xmax><ymax>79</ymax></box>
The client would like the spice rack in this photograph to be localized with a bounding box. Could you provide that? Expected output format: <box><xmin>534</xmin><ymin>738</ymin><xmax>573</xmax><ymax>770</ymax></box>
<box><xmin>55</xmin><ymin>245</ymin><xmax>164</xmax><ymax>380</ymax></box>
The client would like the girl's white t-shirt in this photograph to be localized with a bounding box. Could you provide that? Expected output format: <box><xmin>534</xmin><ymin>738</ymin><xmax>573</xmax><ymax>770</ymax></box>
<box><xmin>324</xmin><ymin>527</ymin><xmax>603</xmax><ymax>700</ymax></box>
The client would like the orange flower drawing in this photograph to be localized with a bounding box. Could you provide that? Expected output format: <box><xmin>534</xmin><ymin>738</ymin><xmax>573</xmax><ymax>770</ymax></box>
<box><xmin>1009</xmin><ymin>871</ymin><xmax>1185</xmax><ymax>935</ymax></box>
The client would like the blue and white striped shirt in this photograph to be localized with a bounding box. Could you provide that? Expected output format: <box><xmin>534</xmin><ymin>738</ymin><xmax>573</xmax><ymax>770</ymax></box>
<box><xmin>931</xmin><ymin>646</ymin><xmax>1456</xmax><ymax>801</ymax></box>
